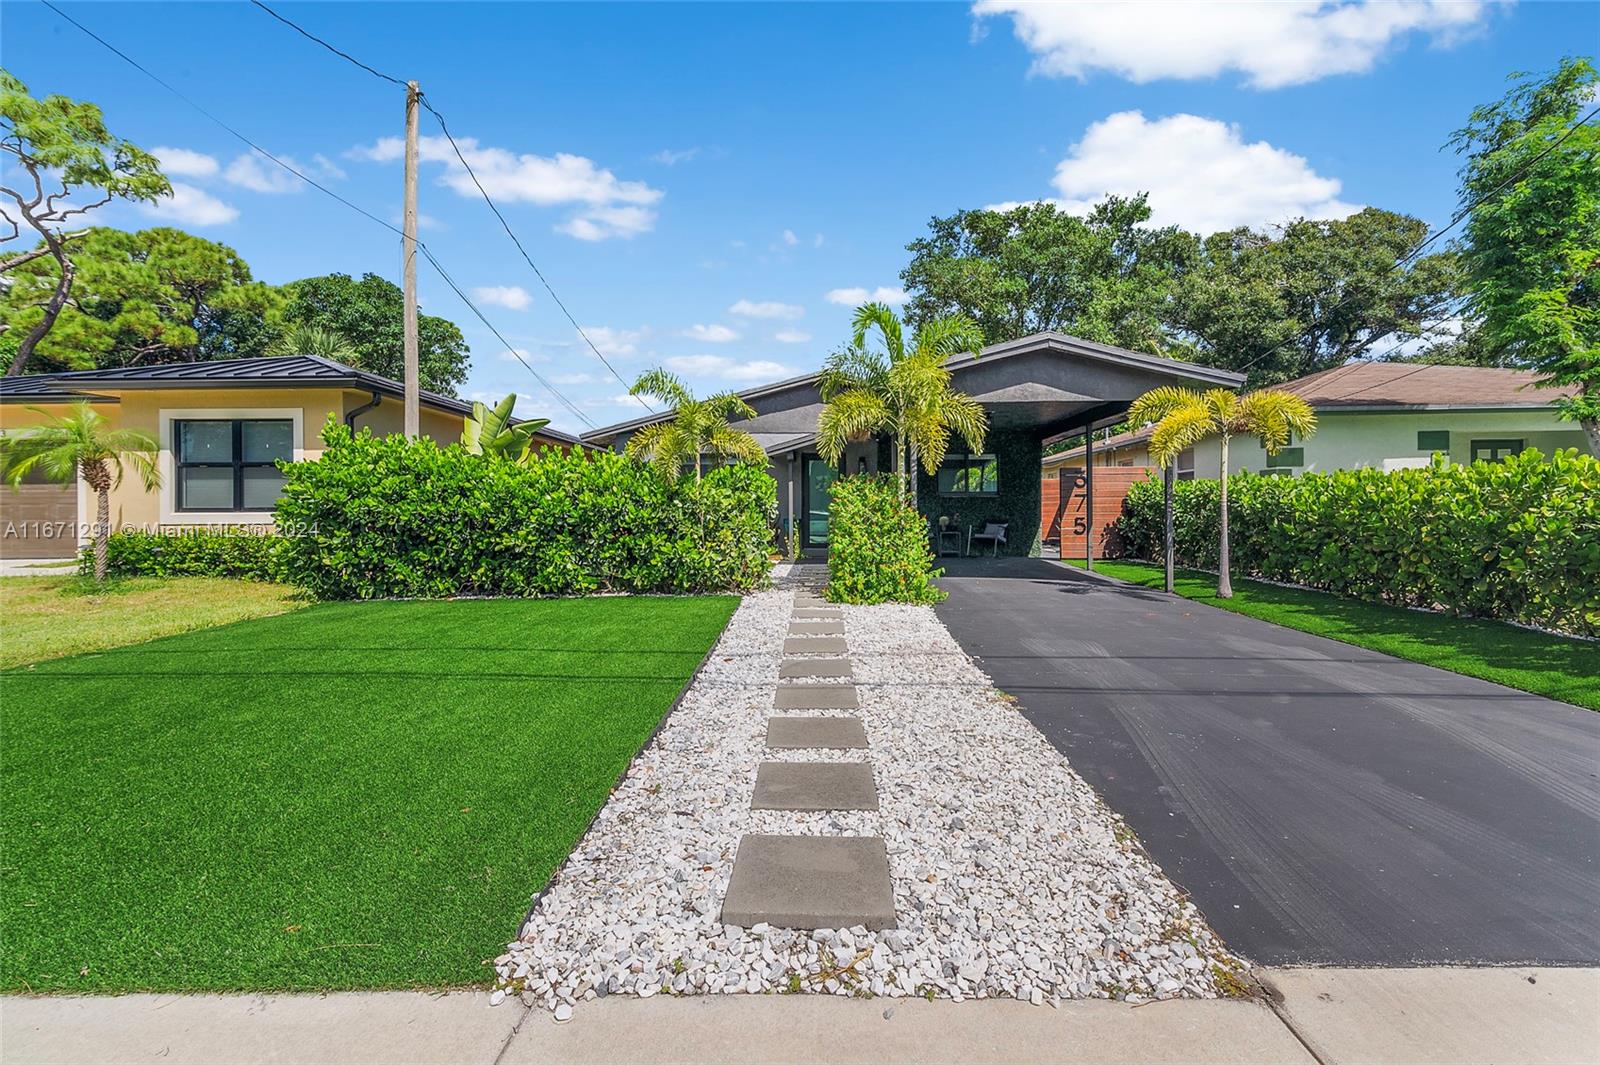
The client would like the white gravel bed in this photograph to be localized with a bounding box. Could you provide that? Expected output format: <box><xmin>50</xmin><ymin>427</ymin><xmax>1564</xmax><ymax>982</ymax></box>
<box><xmin>492</xmin><ymin>571</ymin><xmax>1246</xmax><ymax>1013</ymax></box>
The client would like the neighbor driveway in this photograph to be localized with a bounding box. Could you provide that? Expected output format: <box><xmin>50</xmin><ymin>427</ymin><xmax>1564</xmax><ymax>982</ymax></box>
<box><xmin>934</xmin><ymin>558</ymin><xmax>1600</xmax><ymax>966</ymax></box>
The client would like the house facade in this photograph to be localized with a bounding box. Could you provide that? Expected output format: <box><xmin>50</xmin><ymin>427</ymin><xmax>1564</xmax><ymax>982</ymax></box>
<box><xmin>1042</xmin><ymin>363</ymin><xmax>1592</xmax><ymax>480</ymax></box>
<box><xmin>0</xmin><ymin>355</ymin><xmax>578</xmax><ymax>558</ymax></box>
<box><xmin>583</xmin><ymin>332</ymin><xmax>1243</xmax><ymax>555</ymax></box>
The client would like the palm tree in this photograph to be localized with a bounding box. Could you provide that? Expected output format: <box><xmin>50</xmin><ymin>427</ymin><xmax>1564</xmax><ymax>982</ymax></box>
<box><xmin>625</xmin><ymin>368</ymin><xmax>766</xmax><ymax>480</ymax></box>
<box><xmin>268</xmin><ymin>324</ymin><xmax>359</xmax><ymax>365</ymax></box>
<box><xmin>815</xmin><ymin>303</ymin><xmax>986</xmax><ymax>504</ymax></box>
<box><xmin>460</xmin><ymin>393</ymin><xmax>551</xmax><ymax>464</ymax></box>
<box><xmin>1127</xmin><ymin>386</ymin><xmax>1317</xmax><ymax>598</ymax></box>
<box><xmin>0</xmin><ymin>402</ymin><xmax>160</xmax><ymax>583</ymax></box>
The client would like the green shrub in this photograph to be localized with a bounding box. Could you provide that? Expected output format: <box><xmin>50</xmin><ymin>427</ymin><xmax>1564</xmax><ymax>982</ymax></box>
<box><xmin>826</xmin><ymin>474</ymin><xmax>945</xmax><ymax>604</ymax></box>
<box><xmin>89</xmin><ymin>530</ymin><xmax>287</xmax><ymax>581</ymax></box>
<box><xmin>273</xmin><ymin>422</ymin><xmax>776</xmax><ymax>599</ymax></box>
<box><xmin>1116</xmin><ymin>448</ymin><xmax>1600</xmax><ymax>636</ymax></box>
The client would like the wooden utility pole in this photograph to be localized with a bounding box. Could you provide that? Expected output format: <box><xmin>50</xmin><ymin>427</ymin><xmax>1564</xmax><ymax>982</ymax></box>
<box><xmin>402</xmin><ymin>80</ymin><xmax>421</xmax><ymax>438</ymax></box>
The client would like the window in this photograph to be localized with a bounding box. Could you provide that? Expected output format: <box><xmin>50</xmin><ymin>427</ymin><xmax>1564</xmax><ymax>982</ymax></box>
<box><xmin>174</xmin><ymin>419</ymin><xmax>293</xmax><ymax>512</ymax></box>
<box><xmin>1175</xmin><ymin>447</ymin><xmax>1195</xmax><ymax>481</ymax></box>
<box><xmin>1470</xmin><ymin>438</ymin><xmax>1523</xmax><ymax>463</ymax></box>
<box><xmin>937</xmin><ymin>453</ymin><xmax>997</xmax><ymax>495</ymax></box>
<box><xmin>1417</xmin><ymin>430</ymin><xmax>1450</xmax><ymax>452</ymax></box>
<box><xmin>1267</xmin><ymin>447</ymin><xmax>1304</xmax><ymax>468</ymax></box>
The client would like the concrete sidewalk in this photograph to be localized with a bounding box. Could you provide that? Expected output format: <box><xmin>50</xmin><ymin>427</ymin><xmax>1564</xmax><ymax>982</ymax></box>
<box><xmin>4</xmin><ymin>969</ymin><xmax>1596</xmax><ymax>1065</ymax></box>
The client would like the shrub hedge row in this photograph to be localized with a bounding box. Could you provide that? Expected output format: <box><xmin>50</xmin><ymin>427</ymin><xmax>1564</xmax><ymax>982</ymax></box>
<box><xmin>93</xmin><ymin>529</ymin><xmax>288</xmax><ymax>582</ymax></box>
<box><xmin>826</xmin><ymin>474</ymin><xmax>945</xmax><ymax>604</ymax></box>
<box><xmin>1116</xmin><ymin>448</ymin><xmax>1600</xmax><ymax>637</ymax></box>
<box><xmin>270</xmin><ymin>425</ymin><xmax>776</xmax><ymax>599</ymax></box>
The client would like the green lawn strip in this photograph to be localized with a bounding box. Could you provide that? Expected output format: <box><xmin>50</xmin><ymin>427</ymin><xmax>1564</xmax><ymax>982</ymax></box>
<box><xmin>1066</xmin><ymin>559</ymin><xmax>1599</xmax><ymax>711</ymax></box>
<box><xmin>0</xmin><ymin>595</ymin><xmax>738</xmax><ymax>993</ymax></box>
<box><xmin>0</xmin><ymin>575</ymin><xmax>307</xmax><ymax>669</ymax></box>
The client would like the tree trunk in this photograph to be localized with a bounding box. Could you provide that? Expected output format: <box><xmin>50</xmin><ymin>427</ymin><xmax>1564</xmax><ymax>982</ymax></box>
<box><xmin>1582</xmin><ymin>418</ymin><xmax>1600</xmax><ymax>456</ymax></box>
<box><xmin>80</xmin><ymin>458</ymin><xmax>113</xmax><ymax>584</ymax></box>
<box><xmin>909</xmin><ymin>442</ymin><xmax>920</xmax><ymax>514</ymax></box>
<box><xmin>5</xmin><ymin>193</ymin><xmax>78</xmax><ymax>377</ymax></box>
<box><xmin>894</xmin><ymin>433</ymin><xmax>908</xmax><ymax>501</ymax></box>
<box><xmin>1217</xmin><ymin>433</ymin><xmax>1233</xmax><ymax>599</ymax></box>
<box><xmin>1163</xmin><ymin>463</ymin><xmax>1175</xmax><ymax>594</ymax></box>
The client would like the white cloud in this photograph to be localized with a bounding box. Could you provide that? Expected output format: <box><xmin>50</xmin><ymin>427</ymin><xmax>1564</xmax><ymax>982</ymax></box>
<box><xmin>497</xmin><ymin>347</ymin><xmax>549</xmax><ymax>364</ymax></box>
<box><xmin>972</xmin><ymin>0</ymin><xmax>1496</xmax><ymax>89</ymax></box>
<box><xmin>609</xmin><ymin>392</ymin><xmax>655</xmax><ymax>410</ymax></box>
<box><xmin>351</xmin><ymin>134</ymin><xmax>662</xmax><ymax>240</ymax></box>
<box><xmin>651</xmin><ymin>147</ymin><xmax>700</xmax><ymax>165</ymax></box>
<box><xmin>989</xmin><ymin>111</ymin><xmax>1360</xmax><ymax>234</ymax></box>
<box><xmin>472</xmin><ymin>285</ymin><xmax>533</xmax><ymax>311</ymax></box>
<box><xmin>782</xmin><ymin>229</ymin><xmax>799</xmax><ymax>247</ymax></box>
<box><xmin>151</xmin><ymin>146</ymin><xmax>219</xmax><ymax>178</ymax></box>
<box><xmin>137</xmin><ymin>182</ymin><xmax>238</xmax><ymax>226</ymax></box>
<box><xmin>664</xmin><ymin>354</ymin><xmax>794</xmax><ymax>381</ymax></box>
<box><xmin>774</xmin><ymin>328</ymin><xmax>812</xmax><ymax>344</ymax></box>
<box><xmin>825</xmin><ymin>286</ymin><xmax>908</xmax><ymax>307</ymax></box>
<box><xmin>548</xmin><ymin>371</ymin><xmax>599</xmax><ymax>385</ymax></box>
<box><xmin>581</xmin><ymin>326</ymin><xmax>646</xmax><ymax>357</ymax></box>
<box><xmin>729</xmin><ymin>299</ymin><xmax>804</xmax><ymax>320</ymax></box>
<box><xmin>224</xmin><ymin>153</ymin><xmax>304</xmax><ymax>193</ymax></box>
<box><xmin>683</xmin><ymin>323</ymin><xmax>739</xmax><ymax>343</ymax></box>
<box><xmin>311</xmin><ymin>153</ymin><xmax>347</xmax><ymax>180</ymax></box>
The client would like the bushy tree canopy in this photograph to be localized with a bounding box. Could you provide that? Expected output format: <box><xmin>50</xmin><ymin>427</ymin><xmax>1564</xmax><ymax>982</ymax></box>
<box><xmin>281</xmin><ymin>272</ymin><xmax>470</xmax><ymax>395</ymax></box>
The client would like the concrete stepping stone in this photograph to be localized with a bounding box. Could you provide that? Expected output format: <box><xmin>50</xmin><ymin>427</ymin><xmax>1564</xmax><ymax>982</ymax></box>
<box><xmin>791</xmin><ymin>607</ymin><xmax>842</xmax><ymax>619</ymax></box>
<box><xmin>722</xmin><ymin>834</ymin><xmax>896</xmax><ymax>930</ymax></box>
<box><xmin>783</xmin><ymin>636</ymin><xmax>847</xmax><ymax>655</ymax></box>
<box><xmin>788</xmin><ymin>619</ymin><xmax>844</xmax><ymax>636</ymax></box>
<box><xmin>765</xmin><ymin>714</ymin><xmax>868</xmax><ymax>749</ymax></box>
<box><xmin>752</xmin><ymin>761</ymin><xmax>878</xmax><ymax>811</ymax></box>
<box><xmin>774</xmin><ymin>684</ymin><xmax>859</xmax><ymax>709</ymax></box>
<box><xmin>778</xmin><ymin>657</ymin><xmax>852</xmax><ymax>679</ymax></box>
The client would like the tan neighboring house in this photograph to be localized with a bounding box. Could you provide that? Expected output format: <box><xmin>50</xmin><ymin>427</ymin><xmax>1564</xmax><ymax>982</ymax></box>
<box><xmin>1043</xmin><ymin>363</ymin><xmax>1591</xmax><ymax>480</ymax></box>
<box><xmin>0</xmin><ymin>355</ymin><xmax>579</xmax><ymax>559</ymax></box>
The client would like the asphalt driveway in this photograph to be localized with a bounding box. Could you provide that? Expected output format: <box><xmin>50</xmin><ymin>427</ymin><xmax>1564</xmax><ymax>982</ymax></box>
<box><xmin>934</xmin><ymin>558</ymin><xmax>1600</xmax><ymax>966</ymax></box>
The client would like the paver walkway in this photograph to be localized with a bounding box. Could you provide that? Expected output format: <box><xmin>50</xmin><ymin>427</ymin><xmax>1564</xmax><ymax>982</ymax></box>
<box><xmin>933</xmin><ymin>557</ymin><xmax>1600</xmax><ymax>965</ymax></box>
<box><xmin>721</xmin><ymin>583</ymin><xmax>897</xmax><ymax>931</ymax></box>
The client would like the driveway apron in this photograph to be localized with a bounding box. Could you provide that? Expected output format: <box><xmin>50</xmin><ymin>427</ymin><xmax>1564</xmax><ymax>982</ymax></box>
<box><xmin>933</xmin><ymin>558</ymin><xmax>1600</xmax><ymax>966</ymax></box>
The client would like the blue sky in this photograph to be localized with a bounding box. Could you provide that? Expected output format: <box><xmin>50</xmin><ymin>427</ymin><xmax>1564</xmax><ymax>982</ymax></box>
<box><xmin>4</xmin><ymin>1</ymin><xmax>1594</xmax><ymax>433</ymax></box>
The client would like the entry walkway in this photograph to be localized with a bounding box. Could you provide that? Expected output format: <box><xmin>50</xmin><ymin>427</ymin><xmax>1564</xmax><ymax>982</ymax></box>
<box><xmin>933</xmin><ymin>557</ymin><xmax>1600</xmax><ymax>966</ymax></box>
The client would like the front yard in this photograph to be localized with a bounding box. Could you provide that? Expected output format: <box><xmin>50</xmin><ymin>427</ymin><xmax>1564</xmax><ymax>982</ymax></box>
<box><xmin>0</xmin><ymin>595</ymin><xmax>737</xmax><ymax>993</ymax></box>
<box><xmin>1069</xmin><ymin>559</ymin><xmax>1600</xmax><ymax>711</ymax></box>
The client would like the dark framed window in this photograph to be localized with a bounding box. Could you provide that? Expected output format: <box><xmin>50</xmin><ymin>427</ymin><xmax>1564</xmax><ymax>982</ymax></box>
<box><xmin>1175</xmin><ymin>447</ymin><xmax>1196</xmax><ymax>481</ymax></box>
<box><xmin>1267</xmin><ymin>447</ymin><xmax>1304</xmax><ymax>467</ymax></box>
<box><xmin>1416</xmin><ymin>430</ymin><xmax>1450</xmax><ymax>452</ymax></box>
<box><xmin>1470</xmin><ymin>438</ymin><xmax>1523</xmax><ymax>463</ymax></box>
<box><xmin>174</xmin><ymin>419</ymin><xmax>293</xmax><ymax>512</ymax></box>
<box><xmin>937</xmin><ymin>453</ymin><xmax>998</xmax><ymax>495</ymax></box>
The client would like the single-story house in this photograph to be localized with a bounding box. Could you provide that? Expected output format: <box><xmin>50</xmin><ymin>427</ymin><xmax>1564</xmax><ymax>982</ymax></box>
<box><xmin>1042</xmin><ymin>363</ymin><xmax>1592</xmax><ymax>479</ymax></box>
<box><xmin>0</xmin><ymin>354</ymin><xmax>578</xmax><ymax>558</ymax></box>
<box><xmin>582</xmin><ymin>332</ymin><xmax>1244</xmax><ymax>555</ymax></box>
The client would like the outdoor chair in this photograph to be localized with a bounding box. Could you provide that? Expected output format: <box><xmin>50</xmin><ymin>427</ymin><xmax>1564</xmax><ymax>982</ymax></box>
<box><xmin>931</xmin><ymin>516</ymin><xmax>963</xmax><ymax>557</ymax></box>
<box><xmin>968</xmin><ymin>521</ymin><xmax>1008</xmax><ymax>557</ymax></box>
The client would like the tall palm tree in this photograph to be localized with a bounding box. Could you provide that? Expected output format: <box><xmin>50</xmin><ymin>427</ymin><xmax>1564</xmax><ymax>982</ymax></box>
<box><xmin>625</xmin><ymin>368</ymin><xmax>766</xmax><ymax>480</ymax></box>
<box><xmin>1127</xmin><ymin>386</ymin><xmax>1317</xmax><ymax>598</ymax></box>
<box><xmin>815</xmin><ymin>302</ymin><xmax>986</xmax><ymax>504</ymax></box>
<box><xmin>268</xmin><ymin>324</ymin><xmax>359</xmax><ymax>365</ymax></box>
<box><xmin>0</xmin><ymin>402</ymin><xmax>160</xmax><ymax>583</ymax></box>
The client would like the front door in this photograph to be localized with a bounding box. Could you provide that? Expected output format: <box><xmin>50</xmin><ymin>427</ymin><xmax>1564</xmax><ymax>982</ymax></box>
<box><xmin>800</xmin><ymin>454</ymin><xmax>837</xmax><ymax>549</ymax></box>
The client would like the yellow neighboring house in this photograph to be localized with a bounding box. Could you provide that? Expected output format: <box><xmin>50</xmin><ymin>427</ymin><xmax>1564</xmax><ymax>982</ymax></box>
<box><xmin>0</xmin><ymin>355</ymin><xmax>579</xmax><ymax>559</ymax></box>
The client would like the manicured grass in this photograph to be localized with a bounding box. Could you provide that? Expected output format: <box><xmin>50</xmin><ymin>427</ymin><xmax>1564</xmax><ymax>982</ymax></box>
<box><xmin>1068</xmin><ymin>559</ymin><xmax>1600</xmax><ymax>711</ymax></box>
<box><xmin>1</xmin><ymin>575</ymin><xmax>306</xmax><ymax>669</ymax></box>
<box><xmin>0</xmin><ymin>595</ymin><xmax>737</xmax><ymax>993</ymax></box>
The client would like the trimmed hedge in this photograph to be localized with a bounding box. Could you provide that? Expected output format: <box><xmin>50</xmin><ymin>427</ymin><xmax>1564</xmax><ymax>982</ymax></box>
<box><xmin>1116</xmin><ymin>448</ymin><xmax>1600</xmax><ymax>637</ymax></box>
<box><xmin>90</xmin><ymin>530</ymin><xmax>287</xmax><ymax>582</ymax></box>
<box><xmin>827</xmin><ymin>474</ymin><xmax>945</xmax><ymax>604</ymax></box>
<box><xmin>273</xmin><ymin>424</ymin><xmax>776</xmax><ymax>599</ymax></box>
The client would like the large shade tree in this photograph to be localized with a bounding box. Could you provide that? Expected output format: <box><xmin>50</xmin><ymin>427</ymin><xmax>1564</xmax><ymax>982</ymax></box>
<box><xmin>1450</xmin><ymin>56</ymin><xmax>1600</xmax><ymax>451</ymax></box>
<box><xmin>624</xmin><ymin>368</ymin><xmax>765</xmax><ymax>480</ymax></box>
<box><xmin>815</xmin><ymin>303</ymin><xmax>987</xmax><ymax>504</ymax></box>
<box><xmin>0</xmin><ymin>227</ymin><xmax>284</xmax><ymax>371</ymax></box>
<box><xmin>1126</xmin><ymin>386</ymin><xmax>1316</xmax><ymax>599</ymax></box>
<box><xmin>0</xmin><ymin>402</ymin><xmax>160</xmax><ymax>583</ymax></box>
<box><xmin>281</xmin><ymin>273</ymin><xmax>470</xmax><ymax>395</ymax></box>
<box><xmin>0</xmin><ymin>71</ymin><xmax>170</xmax><ymax>376</ymax></box>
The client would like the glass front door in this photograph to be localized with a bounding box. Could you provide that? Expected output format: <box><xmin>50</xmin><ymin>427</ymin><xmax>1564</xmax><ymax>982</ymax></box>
<box><xmin>801</xmin><ymin>455</ymin><xmax>837</xmax><ymax>548</ymax></box>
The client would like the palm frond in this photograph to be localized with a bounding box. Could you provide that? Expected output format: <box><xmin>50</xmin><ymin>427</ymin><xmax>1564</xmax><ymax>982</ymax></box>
<box><xmin>817</xmin><ymin>344</ymin><xmax>887</xmax><ymax>401</ymax></box>
<box><xmin>914</xmin><ymin>313</ymin><xmax>984</xmax><ymax>361</ymax></box>
<box><xmin>938</xmin><ymin>391</ymin><xmax>989</xmax><ymax>455</ymax></box>
<box><xmin>851</xmin><ymin>302</ymin><xmax>904</xmax><ymax>362</ymax></box>
<box><xmin>1148</xmin><ymin>404</ymin><xmax>1217</xmax><ymax>466</ymax></box>
<box><xmin>629</xmin><ymin>368</ymin><xmax>693</xmax><ymax>408</ymax></box>
<box><xmin>2</xmin><ymin>403</ymin><xmax>160</xmax><ymax>490</ymax></box>
<box><xmin>815</xmin><ymin>388</ymin><xmax>890</xmax><ymax>464</ymax></box>
<box><xmin>1238</xmin><ymin>389</ymin><xmax>1317</xmax><ymax>454</ymax></box>
<box><xmin>1126</xmin><ymin>386</ymin><xmax>1202</xmax><ymax>428</ymax></box>
<box><xmin>706</xmin><ymin>424</ymin><xmax>768</xmax><ymax>466</ymax></box>
<box><xmin>704</xmin><ymin>390</ymin><xmax>757</xmax><ymax>423</ymax></box>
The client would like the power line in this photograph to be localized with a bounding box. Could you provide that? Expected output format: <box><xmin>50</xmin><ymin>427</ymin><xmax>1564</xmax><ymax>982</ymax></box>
<box><xmin>247</xmin><ymin>0</ymin><xmax>654</xmax><ymax>414</ymax></box>
<box><xmin>38</xmin><ymin>0</ymin><xmax>596</xmax><ymax>429</ymax></box>
<box><xmin>1230</xmin><ymin>103</ymin><xmax>1600</xmax><ymax>379</ymax></box>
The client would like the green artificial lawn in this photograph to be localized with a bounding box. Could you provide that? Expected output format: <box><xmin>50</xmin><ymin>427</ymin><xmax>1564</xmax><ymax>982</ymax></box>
<box><xmin>0</xmin><ymin>595</ymin><xmax>737</xmax><ymax>993</ymax></box>
<box><xmin>1067</xmin><ymin>559</ymin><xmax>1599</xmax><ymax>711</ymax></box>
